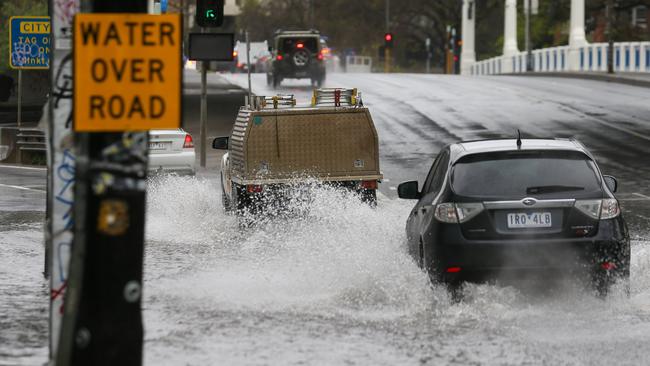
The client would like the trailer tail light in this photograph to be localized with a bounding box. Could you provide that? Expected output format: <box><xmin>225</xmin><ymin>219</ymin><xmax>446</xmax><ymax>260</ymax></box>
<box><xmin>601</xmin><ymin>262</ymin><xmax>617</xmax><ymax>271</ymax></box>
<box><xmin>446</xmin><ymin>267</ymin><xmax>462</xmax><ymax>273</ymax></box>
<box><xmin>360</xmin><ymin>180</ymin><xmax>377</xmax><ymax>190</ymax></box>
<box><xmin>183</xmin><ymin>134</ymin><xmax>194</xmax><ymax>149</ymax></box>
<box><xmin>246</xmin><ymin>185</ymin><xmax>263</xmax><ymax>193</ymax></box>
<box><xmin>276</xmin><ymin>54</ymin><xmax>284</xmax><ymax>61</ymax></box>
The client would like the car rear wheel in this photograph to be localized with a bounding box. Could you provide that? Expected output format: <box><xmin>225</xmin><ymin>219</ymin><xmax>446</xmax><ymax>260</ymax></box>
<box><xmin>592</xmin><ymin>266</ymin><xmax>630</xmax><ymax>298</ymax></box>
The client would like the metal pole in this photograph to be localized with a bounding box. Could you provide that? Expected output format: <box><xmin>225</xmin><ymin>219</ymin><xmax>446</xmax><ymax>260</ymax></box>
<box><xmin>246</xmin><ymin>31</ymin><xmax>252</xmax><ymax>107</ymax></box>
<box><xmin>526</xmin><ymin>0</ymin><xmax>533</xmax><ymax>71</ymax></box>
<box><xmin>17</xmin><ymin>69</ymin><xmax>22</xmax><ymax>128</ymax></box>
<box><xmin>56</xmin><ymin>0</ymin><xmax>150</xmax><ymax>364</ymax></box>
<box><xmin>426</xmin><ymin>38</ymin><xmax>431</xmax><ymax>74</ymax></box>
<box><xmin>606</xmin><ymin>0</ymin><xmax>615</xmax><ymax>74</ymax></box>
<box><xmin>200</xmin><ymin>42</ymin><xmax>207</xmax><ymax>168</ymax></box>
<box><xmin>385</xmin><ymin>0</ymin><xmax>390</xmax><ymax>32</ymax></box>
<box><xmin>309</xmin><ymin>0</ymin><xmax>314</xmax><ymax>29</ymax></box>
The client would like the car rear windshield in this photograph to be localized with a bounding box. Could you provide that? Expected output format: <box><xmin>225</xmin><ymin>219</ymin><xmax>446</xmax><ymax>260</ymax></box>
<box><xmin>451</xmin><ymin>150</ymin><xmax>602</xmax><ymax>198</ymax></box>
<box><xmin>280</xmin><ymin>37</ymin><xmax>319</xmax><ymax>53</ymax></box>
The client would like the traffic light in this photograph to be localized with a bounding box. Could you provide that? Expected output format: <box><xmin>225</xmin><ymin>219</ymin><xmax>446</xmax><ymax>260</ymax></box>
<box><xmin>384</xmin><ymin>33</ymin><xmax>394</xmax><ymax>49</ymax></box>
<box><xmin>196</xmin><ymin>0</ymin><xmax>225</xmax><ymax>27</ymax></box>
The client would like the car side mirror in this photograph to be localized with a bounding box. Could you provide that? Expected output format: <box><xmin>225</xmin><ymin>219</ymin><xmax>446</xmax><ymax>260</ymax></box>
<box><xmin>603</xmin><ymin>175</ymin><xmax>618</xmax><ymax>193</ymax></box>
<box><xmin>212</xmin><ymin>137</ymin><xmax>229</xmax><ymax>150</ymax></box>
<box><xmin>398</xmin><ymin>181</ymin><xmax>421</xmax><ymax>200</ymax></box>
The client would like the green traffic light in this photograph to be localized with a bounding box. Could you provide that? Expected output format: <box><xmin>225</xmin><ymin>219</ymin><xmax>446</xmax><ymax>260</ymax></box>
<box><xmin>206</xmin><ymin>10</ymin><xmax>216</xmax><ymax>19</ymax></box>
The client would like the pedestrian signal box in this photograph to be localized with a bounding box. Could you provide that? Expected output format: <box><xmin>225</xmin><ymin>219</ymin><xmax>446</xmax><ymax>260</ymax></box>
<box><xmin>196</xmin><ymin>0</ymin><xmax>225</xmax><ymax>28</ymax></box>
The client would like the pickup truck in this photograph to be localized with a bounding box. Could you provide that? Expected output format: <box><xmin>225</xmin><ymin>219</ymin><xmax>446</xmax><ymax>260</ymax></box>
<box><xmin>213</xmin><ymin>88</ymin><xmax>382</xmax><ymax>214</ymax></box>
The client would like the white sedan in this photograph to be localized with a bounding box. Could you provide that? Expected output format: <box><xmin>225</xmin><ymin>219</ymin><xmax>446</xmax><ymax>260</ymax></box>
<box><xmin>148</xmin><ymin>129</ymin><xmax>196</xmax><ymax>176</ymax></box>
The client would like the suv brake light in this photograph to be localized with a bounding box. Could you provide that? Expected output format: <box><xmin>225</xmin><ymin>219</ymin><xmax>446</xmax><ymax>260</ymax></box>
<box><xmin>183</xmin><ymin>134</ymin><xmax>194</xmax><ymax>149</ymax></box>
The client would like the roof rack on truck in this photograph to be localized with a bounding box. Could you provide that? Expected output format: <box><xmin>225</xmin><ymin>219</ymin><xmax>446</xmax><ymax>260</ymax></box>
<box><xmin>311</xmin><ymin>88</ymin><xmax>361</xmax><ymax>107</ymax></box>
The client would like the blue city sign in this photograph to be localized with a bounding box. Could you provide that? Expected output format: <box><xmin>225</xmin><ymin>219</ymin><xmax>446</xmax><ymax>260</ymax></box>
<box><xmin>9</xmin><ymin>16</ymin><xmax>51</xmax><ymax>69</ymax></box>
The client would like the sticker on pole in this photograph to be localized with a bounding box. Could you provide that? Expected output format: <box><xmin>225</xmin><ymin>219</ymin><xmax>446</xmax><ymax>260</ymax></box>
<box><xmin>73</xmin><ymin>14</ymin><xmax>181</xmax><ymax>132</ymax></box>
<box><xmin>9</xmin><ymin>16</ymin><xmax>51</xmax><ymax>69</ymax></box>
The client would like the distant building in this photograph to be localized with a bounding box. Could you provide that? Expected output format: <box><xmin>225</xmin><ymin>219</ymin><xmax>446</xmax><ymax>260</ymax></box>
<box><xmin>632</xmin><ymin>5</ymin><xmax>647</xmax><ymax>29</ymax></box>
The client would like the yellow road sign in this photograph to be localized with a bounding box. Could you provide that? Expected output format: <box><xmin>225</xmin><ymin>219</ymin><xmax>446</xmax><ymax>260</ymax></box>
<box><xmin>74</xmin><ymin>14</ymin><xmax>181</xmax><ymax>132</ymax></box>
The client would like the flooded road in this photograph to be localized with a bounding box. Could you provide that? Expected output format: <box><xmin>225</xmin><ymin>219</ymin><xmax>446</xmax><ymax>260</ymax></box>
<box><xmin>142</xmin><ymin>175</ymin><xmax>650</xmax><ymax>366</ymax></box>
<box><xmin>3</xmin><ymin>73</ymin><xmax>650</xmax><ymax>365</ymax></box>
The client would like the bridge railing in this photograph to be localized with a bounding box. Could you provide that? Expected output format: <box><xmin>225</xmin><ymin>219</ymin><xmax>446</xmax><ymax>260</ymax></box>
<box><xmin>471</xmin><ymin>42</ymin><xmax>650</xmax><ymax>75</ymax></box>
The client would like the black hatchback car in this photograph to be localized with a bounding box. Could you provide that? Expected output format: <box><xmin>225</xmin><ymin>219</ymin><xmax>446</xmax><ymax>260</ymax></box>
<box><xmin>398</xmin><ymin>138</ymin><xmax>630</xmax><ymax>296</ymax></box>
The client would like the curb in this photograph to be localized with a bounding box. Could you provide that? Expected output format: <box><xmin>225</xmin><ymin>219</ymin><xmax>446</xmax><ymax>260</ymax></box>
<box><xmin>502</xmin><ymin>72</ymin><xmax>650</xmax><ymax>88</ymax></box>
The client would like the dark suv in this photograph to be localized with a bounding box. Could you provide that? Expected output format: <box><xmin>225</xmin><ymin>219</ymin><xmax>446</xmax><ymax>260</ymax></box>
<box><xmin>398</xmin><ymin>138</ymin><xmax>630</xmax><ymax>297</ymax></box>
<box><xmin>267</xmin><ymin>30</ymin><xmax>326</xmax><ymax>88</ymax></box>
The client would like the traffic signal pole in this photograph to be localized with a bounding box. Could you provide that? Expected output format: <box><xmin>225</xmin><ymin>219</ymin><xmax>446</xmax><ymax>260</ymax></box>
<box><xmin>200</xmin><ymin>28</ymin><xmax>207</xmax><ymax>168</ymax></box>
<box><xmin>56</xmin><ymin>0</ymin><xmax>149</xmax><ymax>365</ymax></box>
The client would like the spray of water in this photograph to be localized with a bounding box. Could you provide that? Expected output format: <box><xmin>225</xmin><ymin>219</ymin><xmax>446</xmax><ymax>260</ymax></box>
<box><xmin>144</xmin><ymin>176</ymin><xmax>650</xmax><ymax>365</ymax></box>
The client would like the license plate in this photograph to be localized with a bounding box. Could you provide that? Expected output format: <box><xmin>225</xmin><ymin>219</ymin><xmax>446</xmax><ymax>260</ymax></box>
<box><xmin>295</xmin><ymin>71</ymin><xmax>307</xmax><ymax>77</ymax></box>
<box><xmin>149</xmin><ymin>142</ymin><xmax>169</xmax><ymax>150</ymax></box>
<box><xmin>507</xmin><ymin>212</ymin><xmax>552</xmax><ymax>228</ymax></box>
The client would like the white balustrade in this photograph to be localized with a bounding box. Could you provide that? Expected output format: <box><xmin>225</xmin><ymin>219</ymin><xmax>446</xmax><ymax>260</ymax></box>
<box><xmin>469</xmin><ymin>42</ymin><xmax>649</xmax><ymax>75</ymax></box>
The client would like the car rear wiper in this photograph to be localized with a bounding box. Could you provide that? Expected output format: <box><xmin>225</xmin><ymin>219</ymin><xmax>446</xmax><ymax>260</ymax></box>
<box><xmin>526</xmin><ymin>185</ymin><xmax>585</xmax><ymax>194</ymax></box>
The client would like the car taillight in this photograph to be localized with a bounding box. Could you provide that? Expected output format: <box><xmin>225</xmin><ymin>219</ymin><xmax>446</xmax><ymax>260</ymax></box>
<box><xmin>600</xmin><ymin>199</ymin><xmax>620</xmax><ymax>219</ymax></box>
<box><xmin>277</xmin><ymin>54</ymin><xmax>284</xmax><ymax>61</ymax></box>
<box><xmin>317</xmin><ymin>53</ymin><xmax>324</xmax><ymax>60</ymax></box>
<box><xmin>446</xmin><ymin>267</ymin><xmax>462</xmax><ymax>273</ymax></box>
<box><xmin>455</xmin><ymin>203</ymin><xmax>484</xmax><ymax>223</ymax></box>
<box><xmin>575</xmin><ymin>199</ymin><xmax>620</xmax><ymax>220</ymax></box>
<box><xmin>246</xmin><ymin>184</ymin><xmax>263</xmax><ymax>193</ymax></box>
<box><xmin>183</xmin><ymin>134</ymin><xmax>194</xmax><ymax>149</ymax></box>
<box><xmin>359</xmin><ymin>180</ymin><xmax>377</xmax><ymax>190</ymax></box>
<box><xmin>434</xmin><ymin>203</ymin><xmax>457</xmax><ymax>223</ymax></box>
<box><xmin>434</xmin><ymin>202</ymin><xmax>484</xmax><ymax>224</ymax></box>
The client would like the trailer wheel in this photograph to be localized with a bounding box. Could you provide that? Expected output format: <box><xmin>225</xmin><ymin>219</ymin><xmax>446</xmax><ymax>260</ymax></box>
<box><xmin>221</xmin><ymin>186</ymin><xmax>232</xmax><ymax>214</ymax></box>
<box><xmin>360</xmin><ymin>189</ymin><xmax>377</xmax><ymax>207</ymax></box>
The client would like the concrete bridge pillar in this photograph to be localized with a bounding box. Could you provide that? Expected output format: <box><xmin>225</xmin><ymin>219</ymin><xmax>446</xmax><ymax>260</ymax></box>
<box><xmin>568</xmin><ymin>0</ymin><xmax>587</xmax><ymax>71</ymax></box>
<box><xmin>502</xmin><ymin>0</ymin><xmax>519</xmax><ymax>72</ymax></box>
<box><xmin>461</xmin><ymin>0</ymin><xmax>476</xmax><ymax>75</ymax></box>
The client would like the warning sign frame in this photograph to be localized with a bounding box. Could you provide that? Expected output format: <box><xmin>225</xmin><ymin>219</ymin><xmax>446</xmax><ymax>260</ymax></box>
<box><xmin>73</xmin><ymin>13</ymin><xmax>182</xmax><ymax>132</ymax></box>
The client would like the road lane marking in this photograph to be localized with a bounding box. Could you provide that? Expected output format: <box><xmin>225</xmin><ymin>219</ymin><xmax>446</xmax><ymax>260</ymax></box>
<box><xmin>0</xmin><ymin>183</ymin><xmax>46</xmax><ymax>193</ymax></box>
<box><xmin>633</xmin><ymin>193</ymin><xmax>650</xmax><ymax>199</ymax></box>
<box><xmin>0</xmin><ymin>164</ymin><xmax>47</xmax><ymax>171</ymax></box>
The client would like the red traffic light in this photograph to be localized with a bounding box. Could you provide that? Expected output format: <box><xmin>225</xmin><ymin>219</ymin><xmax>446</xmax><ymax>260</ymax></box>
<box><xmin>385</xmin><ymin>33</ymin><xmax>393</xmax><ymax>42</ymax></box>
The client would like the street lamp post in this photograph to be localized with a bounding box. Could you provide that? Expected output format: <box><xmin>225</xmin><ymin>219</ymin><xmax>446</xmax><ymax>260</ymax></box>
<box><xmin>606</xmin><ymin>0</ymin><xmax>615</xmax><ymax>74</ymax></box>
<box><xmin>525</xmin><ymin>0</ymin><xmax>533</xmax><ymax>71</ymax></box>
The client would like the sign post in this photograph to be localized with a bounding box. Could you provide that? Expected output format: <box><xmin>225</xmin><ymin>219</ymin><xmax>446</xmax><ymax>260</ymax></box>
<box><xmin>47</xmin><ymin>0</ymin><xmax>78</xmax><ymax>362</ymax></box>
<box><xmin>55</xmin><ymin>3</ymin><xmax>181</xmax><ymax>364</ymax></box>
